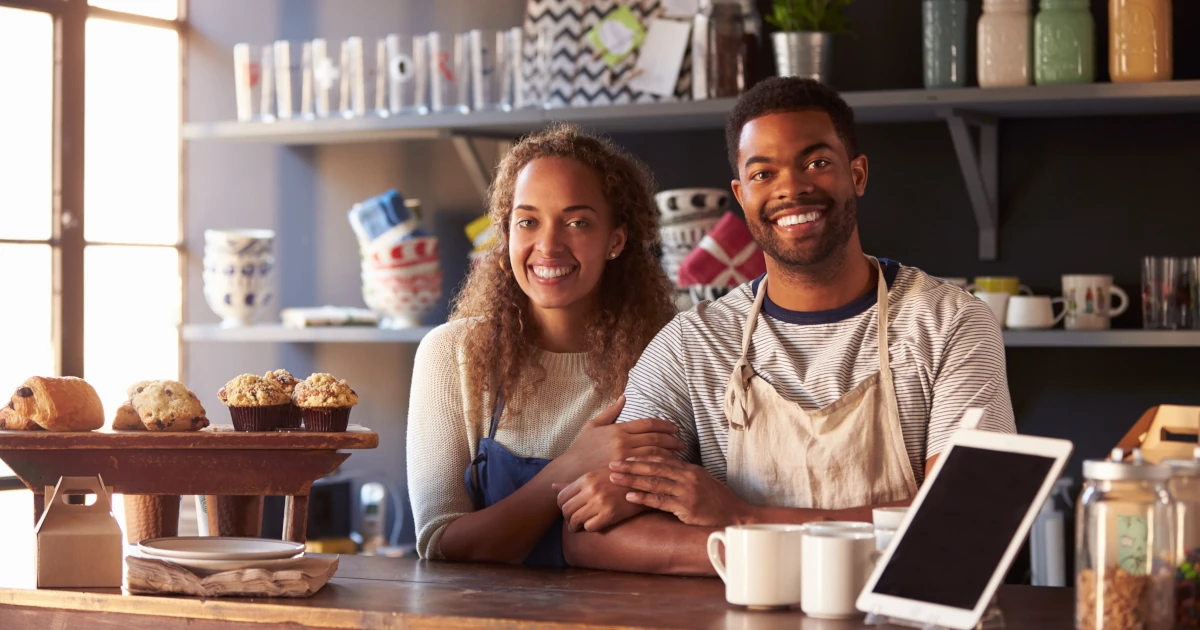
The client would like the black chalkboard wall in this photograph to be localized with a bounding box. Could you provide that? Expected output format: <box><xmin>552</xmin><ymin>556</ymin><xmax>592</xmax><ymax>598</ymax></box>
<box><xmin>614</xmin><ymin>2</ymin><xmax>1200</xmax><ymax>582</ymax></box>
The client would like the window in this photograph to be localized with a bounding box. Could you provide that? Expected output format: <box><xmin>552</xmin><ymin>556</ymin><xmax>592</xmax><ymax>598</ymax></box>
<box><xmin>0</xmin><ymin>0</ymin><xmax>184</xmax><ymax>580</ymax></box>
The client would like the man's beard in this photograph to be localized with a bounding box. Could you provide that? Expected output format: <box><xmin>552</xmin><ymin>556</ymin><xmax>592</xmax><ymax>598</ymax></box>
<box><xmin>747</xmin><ymin>195</ymin><xmax>858</xmax><ymax>271</ymax></box>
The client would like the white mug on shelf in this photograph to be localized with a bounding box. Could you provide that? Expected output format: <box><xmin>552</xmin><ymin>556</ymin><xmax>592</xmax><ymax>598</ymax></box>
<box><xmin>707</xmin><ymin>524</ymin><xmax>805</xmax><ymax>608</ymax></box>
<box><xmin>1005</xmin><ymin>295</ymin><xmax>1066</xmax><ymax>330</ymax></box>
<box><xmin>800</xmin><ymin>528</ymin><xmax>876</xmax><ymax>619</ymax></box>
<box><xmin>974</xmin><ymin>291</ymin><xmax>1011</xmax><ymax>327</ymax></box>
<box><xmin>1061</xmin><ymin>275</ymin><xmax>1129</xmax><ymax>330</ymax></box>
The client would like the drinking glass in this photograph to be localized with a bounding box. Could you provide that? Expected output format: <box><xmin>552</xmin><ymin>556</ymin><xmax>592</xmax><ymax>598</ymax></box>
<box><xmin>1143</xmin><ymin>256</ymin><xmax>1187</xmax><ymax>329</ymax></box>
<box><xmin>385</xmin><ymin>34</ymin><xmax>427</xmax><ymax>114</ymax></box>
<box><xmin>429</xmin><ymin>31</ymin><xmax>470</xmax><ymax>113</ymax></box>
<box><xmin>469</xmin><ymin>29</ymin><xmax>509</xmax><ymax>112</ymax></box>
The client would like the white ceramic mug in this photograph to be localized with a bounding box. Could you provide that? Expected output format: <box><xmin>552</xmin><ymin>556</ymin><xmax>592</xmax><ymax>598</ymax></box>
<box><xmin>1005</xmin><ymin>295</ymin><xmax>1066</xmax><ymax>330</ymax></box>
<box><xmin>872</xmin><ymin>507</ymin><xmax>908</xmax><ymax>552</ymax></box>
<box><xmin>1061</xmin><ymin>275</ymin><xmax>1129</xmax><ymax>330</ymax></box>
<box><xmin>800</xmin><ymin>529</ymin><xmax>876</xmax><ymax>619</ymax></box>
<box><xmin>974</xmin><ymin>291</ymin><xmax>1011</xmax><ymax>326</ymax></box>
<box><xmin>707</xmin><ymin>524</ymin><xmax>805</xmax><ymax>608</ymax></box>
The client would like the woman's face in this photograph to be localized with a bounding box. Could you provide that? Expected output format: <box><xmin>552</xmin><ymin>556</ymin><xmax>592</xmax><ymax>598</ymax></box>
<box><xmin>508</xmin><ymin>157</ymin><xmax>627</xmax><ymax>313</ymax></box>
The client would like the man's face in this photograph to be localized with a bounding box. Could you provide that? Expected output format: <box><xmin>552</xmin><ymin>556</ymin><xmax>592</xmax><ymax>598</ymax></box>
<box><xmin>731</xmin><ymin>111</ymin><xmax>868</xmax><ymax>270</ymax></box>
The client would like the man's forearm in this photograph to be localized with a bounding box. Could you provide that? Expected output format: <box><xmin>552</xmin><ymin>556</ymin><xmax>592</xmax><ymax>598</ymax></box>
<box><xmin>562</xmin><ymin>512</ymin><xmax>718</xmax><ymax>576</ymax></box>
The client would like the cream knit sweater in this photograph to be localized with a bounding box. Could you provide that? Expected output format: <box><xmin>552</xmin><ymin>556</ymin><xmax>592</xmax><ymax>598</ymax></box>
<box><xmin>406</xmin><ymin>319</ymin><xmax>612</xmax><ymax>559</ymax></box>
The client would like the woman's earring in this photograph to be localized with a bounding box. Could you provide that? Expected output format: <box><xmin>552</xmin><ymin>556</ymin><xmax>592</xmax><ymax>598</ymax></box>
<box><xmin>608</xmin><ymin>251</ymin><xmax>618</xmax><ymax>260</ymax></box>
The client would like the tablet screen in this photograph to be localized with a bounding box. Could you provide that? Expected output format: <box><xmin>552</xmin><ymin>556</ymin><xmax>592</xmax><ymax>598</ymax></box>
<box><xmin>870</xmin><ymin>445</ymin><xmax>1057</xmax><ymax>610</ymax></box>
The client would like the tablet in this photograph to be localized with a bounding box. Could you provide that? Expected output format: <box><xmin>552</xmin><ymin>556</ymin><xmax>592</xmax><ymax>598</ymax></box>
<box><xmin>855</xmin><ymin>426</ymin><xmax>1073</xmax><ymax>629</ymax></box>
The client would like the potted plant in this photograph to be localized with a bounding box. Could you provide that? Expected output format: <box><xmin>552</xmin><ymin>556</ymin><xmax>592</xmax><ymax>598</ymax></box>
<box><xmin>765</xmin><ymin>0</ymin><xmax>854</xmax><ymax>83</ymax></box>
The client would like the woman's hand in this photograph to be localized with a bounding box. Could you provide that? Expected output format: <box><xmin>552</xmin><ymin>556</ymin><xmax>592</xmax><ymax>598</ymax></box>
<box><xmin>554</xmin><ymin>470</ymin><xmax>647</xmax><ymax>532</ymax></box>
<box><xmin>553</xmin><ymin>396</ymin><xmax>686</xmax><ymax>482</ymax></box>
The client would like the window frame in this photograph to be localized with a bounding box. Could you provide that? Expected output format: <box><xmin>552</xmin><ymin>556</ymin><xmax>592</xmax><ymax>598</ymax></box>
<box><xmin>0</xmin><ymin>0</ymin><xmax>186</xmax><ymax>379</ymax></box>
<box><xmin>0</xmin><ymin>0</ymin><xmax>187</xmax><ymax>481</ymax></box>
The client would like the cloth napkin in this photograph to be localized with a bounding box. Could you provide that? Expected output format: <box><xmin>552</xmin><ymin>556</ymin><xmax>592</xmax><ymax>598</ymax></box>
<box><xmin>124</xmin><ymin>554</ymin><xmax>338</xmax><ymax>598</ymax></box>
<box><xmin>677</xmin><ymin>212</ymin><xmax>766</xmax><ymax>288</ymax></box>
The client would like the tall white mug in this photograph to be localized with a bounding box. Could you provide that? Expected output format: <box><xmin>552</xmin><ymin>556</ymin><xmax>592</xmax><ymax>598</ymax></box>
<box><xmin>1061</xmin><ymin>275</ymin><xmax>1129</xmax><ymax>330</ymax></box>
<box><xmin>707</xmin><ymin>524</ymin><xmax>805</xmax><ymax>608</ymax></box>
<box><xmin>800</xmin><ymin>529</ymin><xmax>876</xmax><ymax>619</ymax></box>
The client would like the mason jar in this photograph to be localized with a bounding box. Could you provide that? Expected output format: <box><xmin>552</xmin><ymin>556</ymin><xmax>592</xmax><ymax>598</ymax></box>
<box><xmin>1164</xmin><ymin>447</ymin><xmax>1200</xmax><ymax>627</ymax></box>
<box><xmin>1076</xmin><ymin>448</ymin><xmax>1174</xmax><ymax>630</ymax></box>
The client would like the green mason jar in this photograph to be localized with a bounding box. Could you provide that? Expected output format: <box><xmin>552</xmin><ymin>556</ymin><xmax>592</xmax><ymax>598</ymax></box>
<box><xmin>1034</xmin><ymin>0</ymin><xmax>1095</xmax><ymax>84</ymax></box>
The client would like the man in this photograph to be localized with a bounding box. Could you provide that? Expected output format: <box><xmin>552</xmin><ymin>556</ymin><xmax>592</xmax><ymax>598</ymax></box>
<box><xmin>553</xmin><ymin>77</ymin><xmax>1017</xmax><ymax>575</ymax></box>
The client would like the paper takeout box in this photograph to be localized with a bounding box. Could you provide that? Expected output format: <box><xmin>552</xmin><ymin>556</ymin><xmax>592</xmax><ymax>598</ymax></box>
<box><xmin>35</xmin><ymin>475</ymin><xmax>123</xmax><ymax>588</ymax></box>
<box><xmin>1116</xmin><ymin>405</ymin><xmax>1200</xmax><ymax>463</ymax></box>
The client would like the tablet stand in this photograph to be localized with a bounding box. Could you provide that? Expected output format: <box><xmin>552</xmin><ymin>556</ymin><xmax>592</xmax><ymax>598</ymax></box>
<box><xmin>863</xmin><ymin>595</ymin><xmax>1005</xmax><ymax>630</ymax></box>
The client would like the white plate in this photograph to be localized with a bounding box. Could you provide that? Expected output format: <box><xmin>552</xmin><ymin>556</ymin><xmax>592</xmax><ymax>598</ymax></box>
<box><xmin>139</xmin><ymin>552</ymin><xmax>307</xmax><ymax>575</ymax></box>
<box><xmin>138</xmin><ymin>537</ymin><xmax>306</xmax><ymax>561</ymax></box>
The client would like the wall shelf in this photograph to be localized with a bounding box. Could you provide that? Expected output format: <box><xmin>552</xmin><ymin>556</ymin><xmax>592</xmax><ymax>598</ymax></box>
<box><xmin>1002</xmin><ymin>330</ymin><xmax>1200</xmax><ymax>348</ymax></box>
<box><xmin>182</xmin><ymin>82</ymin><xmax>1200</xmax><ymax>144</ymax></box>
<box><xmin>182</xmin><ymin>81</ymin><xmax>1200</xmax><ymax>262</ymax></box>
<box><xmin>182</xmin><ymin>323</ymin><xmax>435</xmax><ymax>344</ymax></box>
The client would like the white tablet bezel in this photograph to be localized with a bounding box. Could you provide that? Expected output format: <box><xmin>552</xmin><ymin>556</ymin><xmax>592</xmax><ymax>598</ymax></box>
<box><xmin>855</xmin><ymin>427</ymin><xmax>1073</xmax><ymax>630</ymax></box>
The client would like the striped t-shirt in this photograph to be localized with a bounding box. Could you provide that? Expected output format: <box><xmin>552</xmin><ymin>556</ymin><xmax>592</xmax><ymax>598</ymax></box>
<box><xmin>617</xmin><ymin>259</ymin><xmax>1017</xmax><ymax>485</ymax></box>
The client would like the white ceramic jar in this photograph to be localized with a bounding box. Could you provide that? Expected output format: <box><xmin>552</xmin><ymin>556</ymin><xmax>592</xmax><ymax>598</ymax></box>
<box><xmin>978</xmin><ymin>0</ymin><xmax>1032</xmax><ymax>87</ymax></box>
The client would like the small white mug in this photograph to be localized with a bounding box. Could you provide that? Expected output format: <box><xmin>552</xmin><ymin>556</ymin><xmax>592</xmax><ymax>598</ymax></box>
<box><xmin>872</xmin><ymin>507</ymin><xmax>908</xmax><ymax>552</ymax></box>
<box><xmin>974</xmin><ymin>291</ymin><xmax>1011</xmax><ymax>327</ymax></box>
<box><xmin>707</xmin><ymin>524</ymin><xmax>805</xmax><ymax>608</ymax></box>
<box><xmin>800</xmin><ymin>528</ymin><xmax>877</xmax><ymax>619</ymax></box>
<box><xmin>1061</xmin><ymin>274</ymin><xmax>1129</xmax><ymax>330</ymax></box>
<box><xmin>1005</xmin><ymin>295</ymin><xmax>1066</xmax><ymax>330</ymax></box>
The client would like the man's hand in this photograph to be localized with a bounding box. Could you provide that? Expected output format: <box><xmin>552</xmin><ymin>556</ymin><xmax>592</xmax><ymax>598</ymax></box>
<box><xmin>554</xmin><ymin>470</ymin><xmax>648</xmax><ymax>532</ymax></box>
<box><xmin>608</xmin><ymin>456</ymin><xmax>754</xmax><ymax>528</ymax></box>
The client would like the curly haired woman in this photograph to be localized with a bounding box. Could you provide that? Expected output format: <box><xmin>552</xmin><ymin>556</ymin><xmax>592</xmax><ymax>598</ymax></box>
<box><xmin>407</xmin><ymin>124</ymin><xmax>681</xmax><ymax>567</ymax></box>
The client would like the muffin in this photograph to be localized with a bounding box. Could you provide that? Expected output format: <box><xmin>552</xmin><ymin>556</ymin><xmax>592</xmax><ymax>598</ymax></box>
<box><xmin>291</xmin><ymin>373</ymin><xmax>358</xmax><ymax>432</ymax></box>
<box><xmin>264</xmin><ymin>369</ymin><xmax>302</xmax><ymax>429</ymax></box>
<box><xmin>218</xmin><ymin>374</ymin><xmax>289</xmax><ymax>431</ymax></box>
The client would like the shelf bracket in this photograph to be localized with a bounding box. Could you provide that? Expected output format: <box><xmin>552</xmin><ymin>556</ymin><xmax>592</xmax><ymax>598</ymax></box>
<box><xmin>940</xmin><ymin>108</ymin><xmax>999</xmax><ymax>261</ymax></box>
<box><xmin>450</xmin><ymin>134</ymin><xmax>493</xmax><ymax>202</ymax></box>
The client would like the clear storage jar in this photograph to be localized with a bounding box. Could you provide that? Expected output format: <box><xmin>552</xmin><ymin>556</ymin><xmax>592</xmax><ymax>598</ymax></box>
<box><xmin>1164</xmin><ymin>447</ymin><xmax>1200</xmax><ymax>627</ymax></box>
<box><xmin>1076</xmin><ymin>448</ymin><xmax>1174</xmax><ymax>630</ymax></box>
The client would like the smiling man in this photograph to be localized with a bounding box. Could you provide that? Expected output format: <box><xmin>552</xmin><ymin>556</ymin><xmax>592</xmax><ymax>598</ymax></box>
<box><xmin>555</xmin><ymin>77</ymin><xmax>1017</xmax><ymax>575</ymax></box>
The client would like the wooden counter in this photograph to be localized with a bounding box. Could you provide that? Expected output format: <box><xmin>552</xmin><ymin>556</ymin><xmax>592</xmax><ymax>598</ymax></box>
<box><xmin>0</xmin><ymin>554</ymin><xmax>1073</xmax><ymax>629</ymax></box>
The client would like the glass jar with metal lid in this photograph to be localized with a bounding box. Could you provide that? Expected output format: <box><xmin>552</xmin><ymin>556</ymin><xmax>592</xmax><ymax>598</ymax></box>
<box><xmin>1163</xmin><ymin>446</ymin><xmax>1200</xmax><ymax>627</ymax></box>
<box><xmin>1076</xmin><ymin>447</ymin><xmax>1175</xmax><ymax>630</ymax></box>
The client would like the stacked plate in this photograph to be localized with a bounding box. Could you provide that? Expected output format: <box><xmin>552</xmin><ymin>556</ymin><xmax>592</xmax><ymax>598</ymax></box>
<box><xmin>137</xmin><ymin>537</ymin><xmax>306</xmax><ymax>574</ymax></box>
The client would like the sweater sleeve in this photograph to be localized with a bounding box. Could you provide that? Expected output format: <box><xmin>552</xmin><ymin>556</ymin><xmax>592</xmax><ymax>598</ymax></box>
<box><xmin>406</xmin><ymin>322</ymin><xmax>475</xmax><ymax>559</ymax></box>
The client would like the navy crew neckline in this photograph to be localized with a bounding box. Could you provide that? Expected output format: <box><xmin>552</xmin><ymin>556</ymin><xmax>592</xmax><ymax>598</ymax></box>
<box><xmin>749</xmin><ymin>258</ymin><xmax>901</xmax><ymax>325</ymax></box>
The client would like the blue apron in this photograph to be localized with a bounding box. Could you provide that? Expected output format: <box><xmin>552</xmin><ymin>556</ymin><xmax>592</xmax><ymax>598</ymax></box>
<box><xmin>463</xmin><ymin>398</ymin><xmax>566</xmax><ymax>568</ymax></box>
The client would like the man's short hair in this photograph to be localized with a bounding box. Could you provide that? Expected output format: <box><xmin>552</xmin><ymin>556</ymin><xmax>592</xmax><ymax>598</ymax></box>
<box><xmin>725</xmin><ymin>77</ymin><xmax>860</xmax><ymax>175</ymax></box>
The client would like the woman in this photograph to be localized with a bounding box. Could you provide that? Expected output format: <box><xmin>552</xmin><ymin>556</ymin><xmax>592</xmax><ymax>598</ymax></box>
<box><xmin>407</xmin><ymin>124</ymin><xmax>680</xmax><ymax>566</ymax></box>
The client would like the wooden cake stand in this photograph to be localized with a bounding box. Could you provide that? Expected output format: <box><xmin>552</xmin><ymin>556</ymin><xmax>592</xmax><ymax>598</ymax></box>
<box><xmin>0</xmin><ymin>425</ymin><xmax>378</xmax><ymax>543</ymax></box>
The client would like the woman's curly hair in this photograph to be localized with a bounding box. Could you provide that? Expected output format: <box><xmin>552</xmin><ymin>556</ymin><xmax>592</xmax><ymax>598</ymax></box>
<box><xmin>450</xmin><ymin>123</ymin><xmax>677</xmax><ymax>420</ymax></box>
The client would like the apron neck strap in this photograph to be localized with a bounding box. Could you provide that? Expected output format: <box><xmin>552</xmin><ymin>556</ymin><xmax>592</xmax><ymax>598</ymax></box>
<box><xmin>871</xmin><ymin>257</ymin><xmax>891</xmax><ymax>375</ymax></box>
<box><xmin>487</xmin><ymin>396</ymin><xmax>505</xmax><ymax>439</ymax></box>
<box><xmin>740</xmin><ymin>277</ymin><xmax>770</xmax><ymax>358</ymax></box>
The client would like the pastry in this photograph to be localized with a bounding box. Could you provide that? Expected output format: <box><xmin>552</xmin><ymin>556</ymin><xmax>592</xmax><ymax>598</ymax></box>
<box><xmin>130</xmin><ymin>380</ymin><xmax>209</xmax><ymax>432</ymax></box>
<box><xmin>219</xmin><ymin>374</ymin><xmax>289</xmax><ymax>432</ymax></box>
<box><xmin>264</xmin><ymin>369</ymin><xmax>302</xmax><ymax>429</ymax></box>
<box><xmin>126</xmin><ymin>380</ymin><xmax>155</xmax><ymax>400</ymax></box>
<box><xmin>292</xmin><ymin>373</ymin><xmax>358</xmax><ymax>432</ymax></box>
<box><xmin>0</xmin><ymin>404</ymin><xmax>42</xmax><ymax>430</ymax></box>
<box><xmin>9</xmin><ymin>376</ymin><xmax>104</xmax><ymax>432</ymax></box>
<box><xmin>111</xmin><ymin>400</ymin><xmax>146</xmax><ymax>431</ymax></box>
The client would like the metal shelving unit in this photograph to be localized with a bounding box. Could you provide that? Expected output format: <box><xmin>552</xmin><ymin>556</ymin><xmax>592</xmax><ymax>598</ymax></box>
<box><xmin>182</xmin><ymin>81</ymin><xmax>1200</xmax><ymax>261</ymax></box>
<box><xmin>182</xmin><ymin>323</ymin><xmax>436</xmax><ymax>344</ymax></box>
<box><xmin>1002</xmin><ymin>330</ymin><xmax>1200</xmax><ymax>348</ymax></box>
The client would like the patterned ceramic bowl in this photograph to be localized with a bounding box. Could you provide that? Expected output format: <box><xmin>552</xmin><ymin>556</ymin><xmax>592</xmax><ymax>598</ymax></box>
<box><xmin>361</xmin><ymin>270</ymin><xmax>442</xmax><ymax>329</ymax></box>
<box><xmin>204</xmin><ymin>229</ymin><xmax>275</xmax><ymax>257</ymax></box>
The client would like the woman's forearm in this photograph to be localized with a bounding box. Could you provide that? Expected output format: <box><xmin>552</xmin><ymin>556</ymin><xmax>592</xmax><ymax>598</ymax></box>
<box><xmin>436</xmin><ymin>459</ymin><xmax>571</xmax><ymax>564</ymax></box>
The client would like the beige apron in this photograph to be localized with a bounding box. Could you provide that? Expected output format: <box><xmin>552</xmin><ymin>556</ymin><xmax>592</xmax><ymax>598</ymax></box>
<box><xmin>723</xmin><ymin>258</ymin><xmax>919</xmax><ymax>509</ymax></box>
